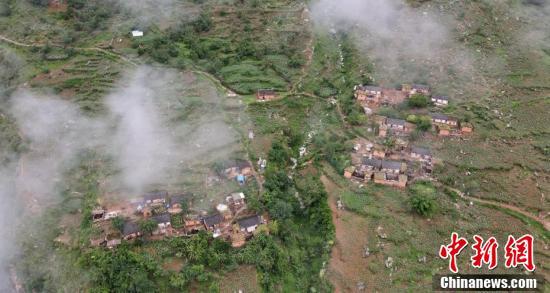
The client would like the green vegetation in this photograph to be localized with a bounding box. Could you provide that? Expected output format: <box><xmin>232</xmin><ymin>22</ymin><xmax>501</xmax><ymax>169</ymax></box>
<box><xmin>407</xmin><ymin>93</ymin><xmax>429</xmax><ymax>108</ymax></box>
<box><xmin>408</xmin><ymin>182</ymin><xmax>438</xmax><ymax>217</ymax></box>
<box><xmin>3</xmin><ymin>0</ymin><xmax>549</xmax><ymax>291</ymax></box>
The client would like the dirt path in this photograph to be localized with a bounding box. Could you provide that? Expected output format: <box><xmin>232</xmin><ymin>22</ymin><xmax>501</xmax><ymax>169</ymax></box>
<box><xmin>321</xmin><ymin>175</ymin><xmax>371</xmax><ymax>293</ymax></box>
<box><xmin>0</xmin><ymin>34</ymin><xmax>139</xmax><ymax>66</ymax></box>
<box><xmin>440</xmin><ymin>184</ymin><xmax>550</xmax><ymax>231</ymax></box>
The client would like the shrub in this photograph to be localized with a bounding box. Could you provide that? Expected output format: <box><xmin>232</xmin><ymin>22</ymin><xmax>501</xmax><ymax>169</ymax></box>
<box><xmin>408</xmin><ymin>93</ymin><xmax>429</xmax><ymax>108</ymax></box>
<box><xmin>409</xmin><ymin>182</ymin><xmax>438</xmax><ymax>217</ymax></box>
<box><xmin>410</xmin><ymin>193</ymin><xmax>437</xmax><ymax>217</ymax></box>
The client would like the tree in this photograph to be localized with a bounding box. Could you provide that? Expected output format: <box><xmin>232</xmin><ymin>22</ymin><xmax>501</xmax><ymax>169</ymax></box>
<box><xmin>111</xmin><ymin>216</ymin><xmax>124</xmax><ymax>233</ymax></box>
<box><xmin>410</xmin><ymin>193</ymin><xmax>436</xmax><ymax>217</ymax></box>
<box><xmin>0</xmin><ymin>2</ymin><xmax>11</xmax><ymax>17</ymax></box>
<box><xmin>139</xmin><ymin>219</ymin><xmax>157</xmax><ymax>235</ymax></box>
<box><xmin>408</xmin><ymin>93</ymin><xmax>429</xmax><ymax>108</ymax></box>
<box><xmin>84</xmin><ymin>248</ymin><xmax>159</xmax><ymax>292</ymax></box>
<box><xmin>409</xmin><ymin>182</ymin><xmax>438</xmax><ymax>217</ymax></box>
<box><xmin>416</xmin><ymin>116</ymin><xmax>432</xmax><ymax>131</ymax></box>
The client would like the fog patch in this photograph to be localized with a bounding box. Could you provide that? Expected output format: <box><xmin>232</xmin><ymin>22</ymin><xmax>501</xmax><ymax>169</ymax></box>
<box><xmin>310</xmin><ymin>0</ymin><xmax>488</xmax><ymax>93</ymax></box>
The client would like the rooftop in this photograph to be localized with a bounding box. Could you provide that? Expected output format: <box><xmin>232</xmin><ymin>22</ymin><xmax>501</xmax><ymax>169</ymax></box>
<box><xmin>123</xmin><ymin>221</ymin><xmax>140</xmax><ymax>236</ymax></box>
<box><xmin>386</xmin><ymin>118</ymin><xmax>406</xmax><ymax>126</ymax></box>
<box><xmin>363</xmin><ymin>158</ymin><xmax>382</xmax><ymax>168</ymax></box>
<box><xmin>381</xmin><ymin>160</ymin><xmax>402</xmax><ymax>170</ymax></box>
<box><xmin>357</xmin><ymin>85</ymin><xmax>382</xmax><ymax>92</ymax></box>
<box><xmin>432</xmin><ymin>95</ymin><xmax>449</xmax><ymax>101</ymax></box>
<box><xmin>238</xmin><ymin>215</ymin><xmax>261</xmax><ymax>229</ymax></box>
<box><xmin>411</xmin><ymin>147</ymin><xmax>431</xmax><ymax>156</ymax></box>
<box><xmin>203</xmin><ymin>214</ymin><xmax>223</xmax><ymax>227</ymax></box>
<box><xmin>412</xmin><ymin>84</ymin><xmax>430</xmax><ymax>90</ymax></box>
<box><xmin>152</xmin><ymin>213</ymin><xmax>171</xmax><ymax>224</ymax></box>
<box><xmin>231</xmin><ymin>192</ymin><xmax>245</xmax><ymax>201</ymax></box>
<box><xmin>431</xmin><ymin>113</ymin><xmax>450</xmax><ymax>120</ymax></box>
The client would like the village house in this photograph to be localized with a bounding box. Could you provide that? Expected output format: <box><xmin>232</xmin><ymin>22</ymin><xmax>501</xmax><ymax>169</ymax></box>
<box><xmin>380</xmin><ymin>160</ymin><xmax>405</xmax><ymax>174</ymax></box>
<box><xmin>461</xmin><ymin>122</ymin><xmax>474</xmax><ymax>134</ymax></box>
<box><xmin>184</xmin><ymin>217</ymin><xmax>204</xmax><ymax>234</ymax></box>
<box><xmin>373</xmin><ymin>172</ymin><xmax>408</xmax><ymax>188</ymax></box>
<box><xmin>436</xmin><ymin>124</ymin><xmax>451</xmax><ymax>136</ymax></box>
<box><xmin>226</xmin><ymin>192</ymin><xmax>246</xmax><ymax>211</ymax></box>
<box><xmin>386</xmin><ymin>118</ymin><xmax>407</xmax><ymax>130</ymax></box>
<box><xmin>431</xmin><ymin>113</ymin><xmax>458</xmax><ymax>127</ymax></box>
<box><xmin>106</xmin><ymin>239</ymin><xmax>121</xmax><ymax>249</ymax></box>
<box><xmin>431</xmin><ymin>96</ymin><xmax>449</xmax><ymax>106</ymax></box>
<box><xmin>237</xmin><ymin>215</ymin><xmax>262</xmax><ymax>234</ymax></box>
<box><xmin>143</xmin><ymin>191</ymin><xmax>168</xmax><ymax>207</ymax></box>
<box><xmin>151</xmin><ymin>214</ymin><xmax>171</xmax><ymax>235</ymax></box>
<box><xmin>92</xmin><ymin>208</ymin><xmax>105</xmax><ymax>222</ymax></box>
<box><xmin>349</xmin><ymin>158</ymin><xmax>408</xmax><ymax>187</ymax></box>
<box><xmin>256</xmin><ymin>89</ymin><xmax>277</xmax><ymax>101</ymax></box>
<box><xmin>379</xmin><ymin>117</ymin><xmax>413</xmax><ymax>137</ymax></box>
<box><xmin>410</xmin><ymin>147</ymin><xmax>432</xmax><ymax>161</ymax></box>
<box><xmin>122</xmin><ymin>221</ymin><xmax>141</xmax><ymax>240</ymax></box>
<box><xmin>373</xmin><ymin>146</ymin><xmax>386</xmax><ymax>158</ymax></box>
<box><xmin>168</xmin><ymin>194</ymin><xmax>186</xmax><ymax>214</ymax></box>
<box><xmin>202</xmin><ymin>214</ymin><xmax>224</xmax><ymax>237</ymax></box>
<box><xmin>344</xmin><ymin>166</ymin><xmax>355</xmax><ymax>179</ymax></box>
<box><xmin>104</xmin><ymin>210</ymin><xmax>120</xmax><ymax>220</ymax></box>
<box><xmin>354</xmin><ymin>85</ymin><xmax>383</xmax><ymax>102</ymax></box>
<box><xmin>131</xmin><ymin>30</ymin><xmax>144</xmax><ymax>37</ymax></box>
<box><xmin>224</xmin><ymin>160</ymin><xmax>253</xmax><ymax>180</ymax></box>
<box><xmin>402</xmin><ymin>84</ymin><xmax>431</xmax><ymax>96</ymax></box>
<box><xmin>216</xmin><ymin>203</ymin><xmax>232</xmax><ymax>220</ymax></box>
<box><xmin>90</xmin><ymin>237</ymin><xmax>106</xmax><ymax>247</ymax></box>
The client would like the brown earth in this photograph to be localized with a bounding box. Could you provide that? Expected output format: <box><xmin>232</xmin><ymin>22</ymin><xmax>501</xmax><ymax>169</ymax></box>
<box><xmin>321</xmin><ymin>175</ymin><xmax>372</xmax><ymax>292</ymax></box>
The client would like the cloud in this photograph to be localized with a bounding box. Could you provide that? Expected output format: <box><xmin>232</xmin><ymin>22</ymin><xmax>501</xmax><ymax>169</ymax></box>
<box><xmin>0</xmin><ymin>66</ymin><xmax>240</xmax><ymax>289</ymax></box>
<box><xmin>310</xmin><ymin>0</ymin><xmax>484</xmax><ymax>92</ymax></box>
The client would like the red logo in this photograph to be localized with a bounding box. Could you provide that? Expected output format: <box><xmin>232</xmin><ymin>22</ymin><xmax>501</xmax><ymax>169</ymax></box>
<box><xmin>439</xmin><ymin>232</ymin><xmax>469</xmax><ymax>273</ymax></box>
<box><xmin>504</xmin><ymin>234</ymin><xmax>536</xmax><ymax>271</ymax></box>
<box><xmin>471</xmin><ymin>235</ymin><xmax>499</xmax><ymax>270</ymax></box>
<box><xmin>439</xmin><ymin>233</ymin><xmax>535</xmax><ymax>273</ymax></box>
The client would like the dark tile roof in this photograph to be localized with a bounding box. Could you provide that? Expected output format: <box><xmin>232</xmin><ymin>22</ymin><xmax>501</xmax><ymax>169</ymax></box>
<box><xmin>202</xmin><ymin>214</ymin><xmax>223</xmax><ymax>227</ymax></box>
<box><xmin>123</xmin><ymin>221</ymin><xmax>140</xmax><ymax>236</ymax></box>
<box><xmin>431</xmin><ymin>113</ymin><xmax>450</xmax><ymax>120</ymax></box>
<box><xmin>238</xmin><ymin>215</ymin><xmax>261</xmax><ymax>229</ymax></box>
<box><xmin>412</xmin><ymin>84</ymin><xmax>430</xmax><ymax>90</ymax></box>
<box><xmin>432</xmin><ymin>95</ymin><xmax>449</xmax><ymax>101</ymax></box>
<box><xmin>152</xmin><ymin>213</ymin><xmax>171</xmax><ymax>224</ymax></box>
<box><xmin>362</xmin><ymin>158</ymin><xmax>382</xmax><ymax>168</ymax></box>
<box><xmin>386</xmin><ymin>118</ymin><xmax>406</xmax><ymax>126</ymax></box>
<box><xmin>381</xmin><ymin>160</ymin><xmax>402</xmax><ymax>170</ymax></box>
<box><xmin>358</xmin><ymin>85</ymin><xmax>382</xmax><ymax>92</ymax></box>
<box><xmin>170</xmin><ymin>193</ymin><xmax>190</xmax><ymax>205</ymax></box>
<box><xmin>144</xmin><ymin>191</ymin><xmax>168</xmax><ymax>201</ymax></box>
<box><xmin>411</xmin><ymin>147</ymin><xmax>431</xmax><ymax>156</ymax></box>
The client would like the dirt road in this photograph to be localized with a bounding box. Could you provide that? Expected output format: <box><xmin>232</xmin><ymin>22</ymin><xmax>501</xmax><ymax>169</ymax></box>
<box><xmin>438</xmin><ymin>183</ymin><xmax>549</xmax><ymax>231</ymax></box>
<box><xmin>321</xmin><ymin>175</ymin><xmax>372</xmax><ymax>292</ymax></box>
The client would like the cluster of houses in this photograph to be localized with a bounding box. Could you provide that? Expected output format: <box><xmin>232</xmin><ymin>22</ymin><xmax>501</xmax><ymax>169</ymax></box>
<box><xmin>354</xmin><ymin>83</ymin><xmax>474</xmax><ymax>137</ymax></box>
<box><xmin>89</xmin><ymin>188</ymin><xmax>266</xmax><ymax>249</ymax></box>
<box><xmin>344</xmin><ymin>138</ymin><xmax>434</xmax><ymax>188</ymax></box>
<box><xmin>344</xmin><ymin>82</ymin><xmax>475</xmax><ymax>188</ymax></box>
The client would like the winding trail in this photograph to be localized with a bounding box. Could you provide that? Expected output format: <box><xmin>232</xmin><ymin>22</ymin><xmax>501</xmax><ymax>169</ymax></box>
<box><xmin>437</xmin><ymin>183</ymin><xmax>549</xmax><ymax>231</ymax></box>
<box><xmin>0</xmin><ymin>34</ymin><xmax>139</xmax><ymax>66</ymax></box>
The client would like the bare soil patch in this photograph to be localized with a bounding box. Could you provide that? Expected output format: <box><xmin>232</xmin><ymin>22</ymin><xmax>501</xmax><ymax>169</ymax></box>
<box><xmin>321</xmin><ymin>175</ymin><xmax>372</xmax><ymax>292</ymax></box>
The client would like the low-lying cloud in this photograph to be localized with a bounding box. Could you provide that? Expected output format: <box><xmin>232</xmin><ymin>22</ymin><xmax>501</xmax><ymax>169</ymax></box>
<box><xmin>0</xmin><ymin>66</ymin><xmax>239</xmax><ymax>290</ymax></box>
<box><xmin>310</xmin><ymin>0</ymin><xmax>485</xmax><ymax>93</ymax></box>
